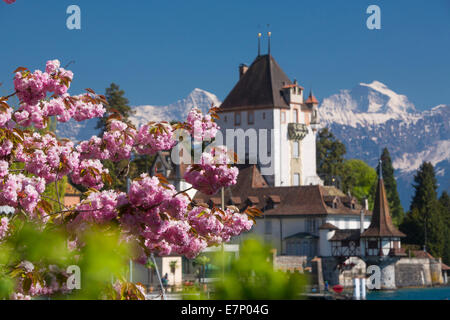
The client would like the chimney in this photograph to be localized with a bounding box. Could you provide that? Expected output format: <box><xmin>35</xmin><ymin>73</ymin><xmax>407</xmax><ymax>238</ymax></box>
<box><xmin>239</xmin><ymin>64</ymin><xmax>248</xmax><ymax>79</ymax></box>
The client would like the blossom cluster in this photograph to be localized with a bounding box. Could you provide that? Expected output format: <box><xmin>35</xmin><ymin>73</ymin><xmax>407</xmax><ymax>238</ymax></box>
<box><xmin>0</xmin><ymin>59</ymin><xmax>253</xmax><ymax>300</ymax></box>
<box><xmin>70</xmin><ymin>190</ymin><xmax>128</xmax><ymax>226</ymax></box>
<box><xmin>12</xmin><ymin>61</ymin><xmax>105</xmax><ymax>129</ymax></box>
<box><xmin>16</xmin><ymin>133</ymin><xmax>79</xmax><ymax>183</ymax></box>
<box><xmin>77</xmin><ymin>120</ymin><xmax>137</xmax><ymax>162</ymax></box>
<box><xmin>10</xmin><ymin>262</ymin><xmax>71</xmax><ymax>300</ymax></box>
<box><xmin>184</xmin><ymin>146</ymin><xmax>239</xmax><ymax>195</ymax></box>
<box><xmin>71</xmin><ymin>159</ymin><xmax>109</xmax><ymax>189</ymax></box>
<box><xmin>135</xmin><ymin>123</ymin><xmax>176</xmax><ymax>155</ymax></box>
<box><xmin>0</xmin><ymin>174</ymin><xmax>45</xmax><ymax>215</ymax></box>
<box><xmin>186</xmin><ymin>107</ymin><xmax>219</xmax><ymax>141</ymax></box>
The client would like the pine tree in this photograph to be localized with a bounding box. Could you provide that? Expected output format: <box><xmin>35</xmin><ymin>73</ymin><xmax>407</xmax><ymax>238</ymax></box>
<box><xmin>376</xmin><ymin>148</ymin><xmax>404</xmax><ymax>226</ymax></box>
<box><xmin>96</xmin><ymin>83</ymin><xmax>134</xmax><ymax>134</ymax></box>
<box><xmin>439</xmin><ymin>191</ymin><xmax>450</xmax><ymax>264</ymax></box>
<box><xmin>400</xmin><ymin>162</ymin><xmax>445</xmax><ymax>259</ymax></box>
<box><xmin>316</xmin><ymin>128</ymin><xmax>346</xmax><ymax>187</ymax></box>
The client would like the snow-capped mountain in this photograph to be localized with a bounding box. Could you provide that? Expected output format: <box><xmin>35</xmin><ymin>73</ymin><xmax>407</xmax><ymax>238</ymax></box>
<box><xmin>320</xmin><ymin>81</ymin><xmax>417</xmax><ymax>127</ymax></box>
<box><xmin>319</xmin><ymin>81</ymin><xmax>449</xmax><ymax>209</ymax></box>
<box><xmin>56</xmin><ymin>88</ymin><xmax>221</xmax><ymax>142</ymax></box>
<box><xmin>129</xmin><ymin>88</ymin><xmax>221</xmax><ymax>127</ymax></box>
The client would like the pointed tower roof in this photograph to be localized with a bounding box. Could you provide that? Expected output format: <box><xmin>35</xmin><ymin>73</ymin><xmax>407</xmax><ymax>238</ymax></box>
<box><xmin>305</xmin><ymin>90</ymin><xmax>319</xmax><ymax>105</ymax></box>
<box><xmin>220</xmin><ymin>54</ymin><xmax>292</xmax><ymax>111</ymax></box>
<box><xmin>361</xmin><ymin>168</ymin><xmax>406</xmax><ymax>238</ymax></box>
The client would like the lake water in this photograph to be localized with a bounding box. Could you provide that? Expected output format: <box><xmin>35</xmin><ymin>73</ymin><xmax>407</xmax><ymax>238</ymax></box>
<box><xmin>367</xmin><ymin>286</ymin><xmax>450</xmax><ymax>300</ymax></box>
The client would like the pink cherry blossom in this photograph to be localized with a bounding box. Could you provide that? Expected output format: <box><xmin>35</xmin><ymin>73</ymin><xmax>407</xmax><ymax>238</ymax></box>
<box><xmin>135</xmin><ymin>123</ymin><xmax>176</xmax><ymax>155</ymax></box>
<box><xmin>71</xmin><ymin>190</ymin><xmax>128</xmax><ymax>226</ymax></box>
<box><xmin>71</xmin><ymin>159</ymin><xmax>108</xmax><ymax>189</ymax></box>
<box><xmin>184</xmin><ymin>147</ymin><xmax>238</xmax><ymax>195</ymax></box>
<box><xmin>186</xmin><ymin>108</ymin><xmax>219</xmax><ymax>141</ymax></box>
<box><xmin>0</xmin><ymin>59</ymin><xmax>252</xmax><ymax>297</ymax></box>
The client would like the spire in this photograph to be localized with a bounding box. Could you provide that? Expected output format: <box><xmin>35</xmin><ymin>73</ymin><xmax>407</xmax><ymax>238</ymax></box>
<box><xmin>305</xmin><ymin>90</ymin><xmax>319</xmax><ymax>105</ymax></box>
<box><xmin>361</xmin><ymin>163</ymin><xmax>406</xmax><ymax>238</ymax></box>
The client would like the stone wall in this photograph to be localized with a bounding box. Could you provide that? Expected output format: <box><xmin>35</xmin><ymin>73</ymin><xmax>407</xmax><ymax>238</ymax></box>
<box><xmin>273</xmin><ymin>255</ymin><xmax>307</xmax><ymax>272</ymax></box>
<box><xmin>395</xmin><ymin>258</ymin><xmax>431</xmax><ymax>287</ymax></box>
<box><xmin>321</xmin><ymin>256</ymin><xmax>444</xmax><ymax>289</ymax></box>
<box><xmin>393</xmin><ymin>257</ymin><xmax>446</xmax><ymax>288</ymax></box>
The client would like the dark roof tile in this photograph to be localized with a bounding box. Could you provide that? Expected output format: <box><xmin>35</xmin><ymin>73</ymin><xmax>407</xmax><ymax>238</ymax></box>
<box><xmin>220</xmin><ymin>55</ymin><xmax>292</xmax><ymax>111</ymax></box>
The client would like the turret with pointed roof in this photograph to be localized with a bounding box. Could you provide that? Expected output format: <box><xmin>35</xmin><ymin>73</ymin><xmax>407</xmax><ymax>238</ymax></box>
<box><xmin>361</xmin><ymin>161</ymin><xmax>406</xmax><ymax>238</ymax></box>
<box><xmin>305</xmin><ymin>90</ymin><xmax>319</xmax><ymax>105</ymax></box>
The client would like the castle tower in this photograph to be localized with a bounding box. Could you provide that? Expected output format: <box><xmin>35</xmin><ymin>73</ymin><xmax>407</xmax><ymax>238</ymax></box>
<box><xmin>216</xmin><ymin>54</ymin><xmax>322</xmax><ymax>187</ymax></box>
<box><xmin>361</xmin><ymin>160</ymin><xmax>406</xmax><ymax>289</ymax></box>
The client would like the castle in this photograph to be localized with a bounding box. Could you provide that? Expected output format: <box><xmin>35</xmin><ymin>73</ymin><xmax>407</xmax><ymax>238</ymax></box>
<box><xmin>191</xmin><ymin>51</ymin><xmax>449</xmax><ymax>290</ymax></box>
<box><xmin>142</xmin><ymin>47</ymin><xmax>449</xmax><ymax>291</ymax></box>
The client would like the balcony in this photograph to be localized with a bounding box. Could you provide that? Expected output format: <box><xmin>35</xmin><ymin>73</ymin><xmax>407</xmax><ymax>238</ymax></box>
<box><xmin>288</xmin><ymin>123</ymin><xmax>308</xmax><ymax>141</ymax></box>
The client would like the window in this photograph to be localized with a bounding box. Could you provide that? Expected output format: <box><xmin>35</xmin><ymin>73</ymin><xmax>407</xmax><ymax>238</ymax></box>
<box><xmin>293</xmin><ymin>141</ymin><xmax>299</xmax><ymax>158</ymax></box>
<box><xmin>293</xmin><ymin>109</ymin><xmax>298</xmax><ymax>123</ymax></box>
<box><xmin>264</xmin><ymin>220</ymin><xmax>272</xmax><ymax>235</ymax></box>
<box><xmin>293</xmin><ymin>173</ymin><xmax>300</xmax><ymax>186</ymax></box>
<box><xmin>306</xmin><ymin>218</ymin><xmax>317</xmax><ymax>233</ymax></box>
<box><xmin>281</xmin><ymin>111</ymin><xmax>286</xmax><ymax>123</ymax></box>
<box><xmin>235</xmin><ymin>112</ymin><xmax>241</xmax><ymax>125</ymax></box>
<box><xmin>368</xmin><ymin>240</ymin><xmax>378</xmax><ymax>249</ymax></box>
<box><xmin>248</xmin><ymin>111</ymin><xmax>254</xmax><ymax>124</ymax></box>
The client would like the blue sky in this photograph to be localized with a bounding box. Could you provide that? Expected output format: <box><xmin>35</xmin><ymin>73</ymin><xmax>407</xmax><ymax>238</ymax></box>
<box><xmin>1</xmin><ymin>0</ymin><xmax>449</xmax><ymax>110</ymax></box>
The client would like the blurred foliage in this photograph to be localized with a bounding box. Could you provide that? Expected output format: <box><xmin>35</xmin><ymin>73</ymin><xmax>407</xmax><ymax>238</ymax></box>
<box><xmin>0</xmin><ymin>219</ymin><xmax>133</xmax><ymax>300</ymax></box>
<box><xmin>185</xmin><ymin>238</ymin><xmax>308</xmax><ymax>300</ymax></box>
<box><xmin>68</xmin><ymin>225</ymin><xmax>132</xmax><ymax>300</ymax></box>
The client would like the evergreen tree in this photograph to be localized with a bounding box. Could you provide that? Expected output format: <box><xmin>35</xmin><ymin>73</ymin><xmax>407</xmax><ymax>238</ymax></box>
<box><xmin>316</xmin><ymin>128</ymin><xmax>346</xmax><ymax>187</ymax></box>
<box><xmin>439</xmin><ymin>191</ymin><xmax>450</xmax><ymax>264</ymax></box>
<box><xmin>400</xmin><ymin>162</ymin><xmax>445</xmax><ymax>259</ymax></box>
<box><xmin>96</xmin><ymin>83</ymin><xmax>134</xmax><ymax>134</ymax></box>
<box><xmin>376</xmin><ymin>148</ymin><xmax>404</xmax><ymax>226</ymax></box>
